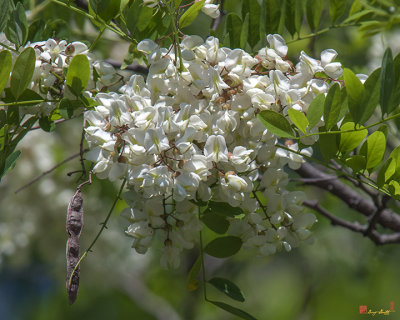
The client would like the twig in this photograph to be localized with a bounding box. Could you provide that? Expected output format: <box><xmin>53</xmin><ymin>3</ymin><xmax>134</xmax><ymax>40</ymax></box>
<box><xmin>303</xmin><ymin>200</ymin><xmax>365</xmax><ymax>232</ymax></box>
<box><xmin>30</xmin><ymin>118</ymin><xmax>71</xmax><ymax>131</ymax></box>
<box><xmin>14</xmin><ymin>149</ymin><xmax>89</xmax><ymax>194</ymax></box>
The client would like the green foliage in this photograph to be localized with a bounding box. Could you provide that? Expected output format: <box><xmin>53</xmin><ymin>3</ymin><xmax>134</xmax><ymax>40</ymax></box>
<box><xmin>338</xmin><ymin>122</ymin><xmax>367</xmax><ymax>153</ymax></box>
<box><xmin>324</xmin><ymin>83</ymin><xmax>343</xmax><ymax>130</ymax></box>
<box><xmin>66</xmin><ymin>55</ymin><xmax>90</xmax><ymax>96</ymax></box>
<box><xmin>179</xmin><ymin>0</ymin><xmax>205</xmax><ymax>29</ymax></box>
<box><xmin>208</xmin><ymin>301</ymin><xmax>257</xmax><ymax>320</ymax></box>
<box><xmin>307</xmin><ymin>93</ymin><xmax>325</xmax><ymax>129</ymax></box>
<box><xmin>288</xmin><ymin>108</ymin><xmax>309</xmax><ymax>134</ymax></box>
<box><xmin>258</xmin><ymin>110</ymin><xmax>295</xmax><ymax>138</ymax></box>
<box><xmin>186</xmin><ymin>255</ymin><xmax>202</xmax><ymax>291</ymax></box>
<box><xmin>10</xmin><ymin>47</ymin><xmax>36</xmax><ymax>100</ymax></box>
<box><xmin>209</xmin><ymin>277</ymin><xmax>245</xmax><ymax>302</ymax></box>
<box><xmin>205</xmin><ymin>236</ymin><xmax>242</xmax><ymax>258</ymax></box>
<box><xmin>0</xmin><ymin>50</ymin><xmax>12</xmax><ymax>95</ymax></box>
<box><xmin>5</xmin><ymin>2</ymin><xmax>28</xmax><ymax>49</ymax></box>
<box><xmin>89</xmin><ymin>0</ymin><xmax>121</xmax><ymax>22</ymax></box>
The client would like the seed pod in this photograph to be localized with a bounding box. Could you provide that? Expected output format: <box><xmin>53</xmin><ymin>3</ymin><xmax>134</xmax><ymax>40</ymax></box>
<box><xmin>66</xmin><ymin>189</ymin><xmax>84</xmax><ymax>305</ymax></box>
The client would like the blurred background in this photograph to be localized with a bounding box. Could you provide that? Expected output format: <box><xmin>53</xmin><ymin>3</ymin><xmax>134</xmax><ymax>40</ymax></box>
<box><xmin>1</xmin><ymin>0</ymin><xmax>400</xmax><ymax>319</ymax></box>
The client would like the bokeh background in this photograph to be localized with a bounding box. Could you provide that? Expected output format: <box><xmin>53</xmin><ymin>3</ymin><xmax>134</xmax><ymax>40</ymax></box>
<box><xmin>1</xmin><ymin>0</ymin><xmax>400</xmax><ymax>319</ymax></box>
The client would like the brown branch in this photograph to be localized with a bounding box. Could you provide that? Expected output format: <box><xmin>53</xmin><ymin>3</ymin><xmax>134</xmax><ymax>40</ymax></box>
<box><xmin>296</xmin><ymin>162</ymin><xmax>400</xmax><ymax>245</ymax></box>
<box><xmin>15</xmin><ymin>149</ymin><xmax>89</xmax><ymax>194</ymax></box>
<box><xmin>303</xmin><ymin>200</ymin><xmax>400</xmax><ymax>245</ymax></box>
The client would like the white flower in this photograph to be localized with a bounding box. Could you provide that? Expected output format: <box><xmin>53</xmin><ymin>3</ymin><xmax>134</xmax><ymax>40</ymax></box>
<box><xmin>204</xmin><ymin>135</ymin><xmax>228</xmax><ymax>162</ymax></box>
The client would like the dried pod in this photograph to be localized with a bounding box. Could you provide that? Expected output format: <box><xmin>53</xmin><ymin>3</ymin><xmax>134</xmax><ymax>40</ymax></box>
<box><xmin>66</xmin><ymin>189</ymin><xmax>84</xmax><ymax>305</ymax></box>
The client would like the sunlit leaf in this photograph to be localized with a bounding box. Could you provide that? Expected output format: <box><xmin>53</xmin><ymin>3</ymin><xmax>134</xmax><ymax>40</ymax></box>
<box><xmin>288</xmin><ymin>108</ymin><xmax>309</xmax><ymax>134</ymax></box>
<box><xmin>0</xmin><ymin>50</ymin><xmax>12</xmax><ymax>95</ymax></box>
<box><xmin>324</xmin><ymin>83</ymin><xmax>342</xmax><ymax>130</ymax></box>
<box><xmin>307</xmin><ymin>93</ymin><xmax>325</xmax><ymax>129</ymax></box>
<box><xmin>66</xmin><ymin>55</ymin><xmax>90</xmax><ymax>96</ymax></box>
<box><xmin>179</xmin><ymin>0</ymin><xmax>205</xmax><ymax>29</ymax></box>
<box><xmin>258</xmin><ymin>110</ymin><xmax>295</xmax><ymax>138</ymax></box>
<box><xmin>360</xmin><ymin>131</ymin><xmax>386</xmax><ymax>170</ymax></box>
<box><xmin>339</xmin><ymin>122</ymin><xmax>367</xmax><ymax>153</ymax></box>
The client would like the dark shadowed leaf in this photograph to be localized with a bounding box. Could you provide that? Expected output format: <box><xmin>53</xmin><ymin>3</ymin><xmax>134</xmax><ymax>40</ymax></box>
<box><xmin>209</xmin><ymin>277</ymin><xmax>245</xmax><ymax>302</ymax></box>
<box><xmin>205</xmin><ymin>236</ymin><xmax>242</xmax><ymax>258</ymax></box>
<box><xmin>209</xmin><ymin>300</ymin><xmax>257</xmax><ymax>320</ymax></box>
<box><xmin>380</xmin><ymin>48</ymin><xmax>395</xmax><ymax>115</ymax></box>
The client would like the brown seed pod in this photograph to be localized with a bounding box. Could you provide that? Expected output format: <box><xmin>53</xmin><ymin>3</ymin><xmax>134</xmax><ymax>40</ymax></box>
<box><xmin>66</xmin><ymin>189</ymin><xmax>84</xmax><ymax>305</ymax></box>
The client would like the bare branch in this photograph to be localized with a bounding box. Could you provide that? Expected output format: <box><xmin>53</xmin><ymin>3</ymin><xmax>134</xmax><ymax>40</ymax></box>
<box><xmin>303</xmin><ymin>200</ymin><xmax>400</xmax><ymax>245</ymax></box>
<box><xmin>296</xmin><ymin>162</ymin><xmax>400</xmax><ymax>233</ymax></box>
<box><xmin>15</xmin><ymin>149</ymin><xmax>89</xmax><ymax>194</ymax></box>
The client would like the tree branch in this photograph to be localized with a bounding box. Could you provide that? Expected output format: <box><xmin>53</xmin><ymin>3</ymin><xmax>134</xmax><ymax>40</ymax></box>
<box><xmin>296</xmin><ymin>162</ymin><xmax>400</xmax><ymax>244</ymax></box>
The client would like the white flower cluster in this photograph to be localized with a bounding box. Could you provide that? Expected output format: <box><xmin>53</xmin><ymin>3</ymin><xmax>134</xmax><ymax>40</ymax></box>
<box><xmin>84</xmin><ymin>34</ymin><xmax>343</xmax><ymax>268</ymax></box>
<box><xmin>0</xmin><ymin>34</ymin><xmax>119</xmax><ymax>116</ymax></box>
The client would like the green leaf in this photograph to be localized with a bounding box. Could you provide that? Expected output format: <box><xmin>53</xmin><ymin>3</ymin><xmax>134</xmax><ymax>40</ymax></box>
<box><xmin>5</xmin><ymin>2</ymin><xmax>28</xmax><ymax>48</ymax></box>
<box><xmin>202</xmin><ymin>212</ymin><xmax>229</xmax><ymax>234</ymax></box>
<box><xmin>174</xmin><ymin>0</ymin><xmax>183</xmax><ymax>9</ymax></box>
<box><xmin>205</xmin><ymin>236</ymin><xmax>242</xmax><ymax>258</ymax></box>
<box><xmin>380</xmin><ymin>48</ymin><xmax>395</xmax><ymax>115</ymax></box>
<box><xmin>240</xmin><ymin>13</ymin><xmax>249</xmax><ymax>49</ymax></box>
<box><xmin>66</xmin><ymin>55</ymin><xmax>90</xmax><ymax>96</ymax></box>
<box><xmin>343</xmin><ymin>68</ymin><xmax>365</xmax><ymax>124</ymax></box>
<box><xmin>389</xmin><ymin>146</ymin><xmax>400</xmax><ymax>176</ymax></box>
<box><xmin>306</xmin><ymin>0</ymin><xmax>322</xmax><ymax>31</ymax></box>
<box><xmin>179</xmin><ymin>0</ymin><xmax>205</xmax><ymax>29</ymax></box>
<box><xmin>285</xmin><ymin>0</ymin><xmax>302</xmax><ymax>36</ymax></box>
<box><xmin>288</xmin><ymin>109</ymin><xmax>309</xmax><ymax>134</ymax></box>
<box><xmin>0</xmin><ymin>50</ymin><xmax>12</xmax><ymax>94</ymax></box>
<box><xmin>339</xmin><ymin>122</ymin><xmax>367</xmax><ymax>153</ymax></box>
<box><xmin>324</xmin><ymin>83</ymin><xmax>342</xmax><ymax>130</ymax></box>
<box><xmin>360</xmin><ymin>68</ymin><xmax>381</xmax><ymax>124</ymax></box>
<box><xmin>89</xmin><ymin>0</ymin><xmax>121</xmax><ymax>22</ymax></box>
<box><xmin>226</xmin><ymin>13</ymin><xmax>242</xmax><ymax>49</ymax></box>
<box><xmin>58</xmin><ymin>98</ymin><xmax>82</xmax><ymax>120</ymax></box>
<box><xmin>209</xmin><ymin>277</ymin><xmax>245</xmax><ymax>302</ymax></box>
<box><xmin>388</xmin><ymin>180</ymin><xmax>400</xmax><ymax>200</ymax></box>
<box><xmin>263</xmin><ymin>0</ymin><xmax>281</xmax><ymax>35</ymax></box>
<box><xmin>39</xmin><ymin>117</ymin><xmax>55</xmax><ymax>132</ymax></box>
<box><xmin>10</xmin><ymin>47</ymin><xmax>36</xmax><ymax>100</ymax></box>
<box><xmin>242</xmin><ymin>0</ymin><xmax>261</xmax><ymax>48</ymax></box>
<box><xmin>0</xmin><ymin>0</ymin><xmax>12</xmax><ymax>33</ymax></box>
<box><xmin>345</xmin><ymin>155</ymin><xmax>366</xmax><ymax>173</ymax></box>
<box><xmin>329</xmin><ymin>0</ymin><xmax>346</xmax><ymax>23</ymax></box>
<box><xmin>360</xmin><ymin>131</ymin><xmax>386</xmax><ymax>170</ymax></box>
<box><xmin>207</xmin><ymin>201</ymin><xmax>243</xmax><ymax>218</ymax></box>
<box><xmin>319</xmin><ymin>129</ymin><xmax>339</xmax><ymax>161</ymax></box>
<box><xmin>377</xmin><ymin>157</ymin><xmax>396</xmax><ymax>187</ymax></box>
<box><xmin>258</xmin><ymin>110</ymin><xmax>295</xmax><ymax>138</ymax></box>
<box><xmin>186</xmin><ymin>255</ymin><xmax>201</xmax><ymax>291</ymax></box>
<box><xmin>209</xmin><ymin>300</ymin><xmax>257</xmax><ymax>320</ymax></box>
<box><xmin>307</xmin><ymin>93</ymin><xmax>325</xmax><ymax>129</ymax></box>
<box><xmin>1</xmin><ymin>150</ymin><xmax>21</xmax><ymax>177</ymax></box>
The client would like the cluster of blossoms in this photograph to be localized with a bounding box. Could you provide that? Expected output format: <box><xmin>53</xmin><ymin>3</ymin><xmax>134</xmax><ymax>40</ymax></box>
<box><xmin>0</xmin><ymin>33</ymin><xmax>120</xmax><ymax>117</ymax></box>
<box><xmin>84</xmin><ymin>34</ymin><xmax>344</xmax><ymax>268</ymax></box>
